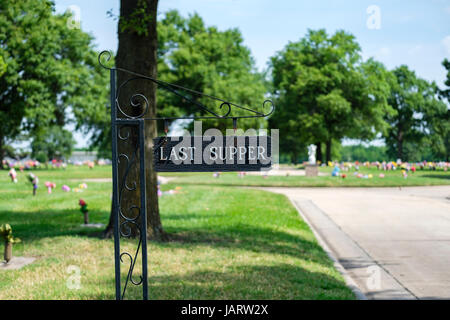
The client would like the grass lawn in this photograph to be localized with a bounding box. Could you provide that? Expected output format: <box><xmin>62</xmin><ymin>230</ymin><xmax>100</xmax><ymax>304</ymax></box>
<box><xmin>166</xmin><ymin>166</ymin><xmax>450</xmax><ymax>187</ymax></box>
<box><xmin>0</xmin><ymin>165</ymin><xmax>354</xmax><ymax>300</ymax></box>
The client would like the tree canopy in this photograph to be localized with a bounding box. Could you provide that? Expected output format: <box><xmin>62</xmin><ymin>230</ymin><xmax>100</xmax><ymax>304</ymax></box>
<box><xmin>31</xmin><ymin>125</ymin><xmax>75</xmax><ymax>162</ymax></box>
<box><xmin>384</xmin><ymin>65</ymin><xmax>448</xmax><ymax>161</ymax></box>
<box><xmin>433</xmin><ymin>59</ymin><xmax>450</xmax><ymax>161</ymax></box>
<box><xmin>0</xmin><ymin>0</ymin><xmax>108</xmax><ymax>165</ymax></box>
<box><xmin>0</xmin><ymin>55</ymin><xmax>5</xmax><ymax>77</ymax></box>
<box><xmin>1</xmin><ymin>3</ymin><xmax>447</xmax><ymax>164</ymax></box>
<box><xmin>157</xmin><ymin>10</ymin><xmax>267</xmax><ymax>132</ymax></box>
<box><xmin>270</xmin><ymin>29</ymin><xmax>394</xmax><ymax>163</ymax></box>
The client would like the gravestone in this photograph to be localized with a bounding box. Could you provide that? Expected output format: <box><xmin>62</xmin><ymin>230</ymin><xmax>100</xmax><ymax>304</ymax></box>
<box><xmin>305</xmin><ymin>164</ymin><xmax>319</xmax><ymax>177</ymax></box>
<box><xmin>306</xmin><ymin>145</ymin><xmax>318</xmax><ymax>177</ymax></box>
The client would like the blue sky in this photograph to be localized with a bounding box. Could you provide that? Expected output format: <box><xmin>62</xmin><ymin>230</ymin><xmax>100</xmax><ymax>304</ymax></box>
<box><xmin>52</xmin><ymin>0</ymin><xmax>450</xmax><ymax>147</ymax></box>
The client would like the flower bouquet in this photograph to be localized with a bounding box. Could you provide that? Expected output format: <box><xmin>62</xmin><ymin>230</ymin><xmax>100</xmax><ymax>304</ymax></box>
<box><xmin>45</xmin><ymin>181</ymin><xmax>56</xmax><ymax>194</ymax></box>
<box><xmin>27</xmin><ymin>173</ymin><xmax>39</xmax><ymax>196</ymax></box>
<box><xmin>79</xmin><ymin>199</ymin><xmax>89</xmax><ymax>224</ymax></box>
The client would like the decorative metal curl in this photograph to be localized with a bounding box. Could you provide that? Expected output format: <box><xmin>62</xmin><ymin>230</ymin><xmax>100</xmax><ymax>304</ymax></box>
<box><xmin>261</xmin><ymin>99</ymin><xmax>275</xmax><ymax>118</ymax></box>
<box><xmin>119</xmin><ymin>204</ymin><xmax>141</xmax><ymax>222</ymax></box>
<box><xmin>99</xmin><ymin>50</ymin><xmax>113</xmax><ymax>70</ymax></box>
<box><xmin>118</xmin><ymin>126</ymin><xmax>133</xmax><ymax>141</ymax></box>
<box><xmin>116</xmin><ymin>78</ymin><xmax>149</xmax><ymax>119</ymax></box>
<box><xmin>120</xmin><ymin>236</ymin><xmax>144</xmax><ymax>300</ymax></box>
<box><xmin>117</xmin><ymin>153</ymin><xmax>137</xmax><ymax>192</ymax></box>
<box><xmin>119</xmin><ymin>216</ymin><xmax>140</xmax><ymax>238</ymax></box>
<box><xmin>120</xmin><ymin>252</ymin><xmax>143</xmax><ymax>286</ymax></box>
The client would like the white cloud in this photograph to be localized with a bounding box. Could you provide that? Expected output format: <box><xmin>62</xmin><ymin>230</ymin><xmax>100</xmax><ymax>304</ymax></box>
<box><xmin>441</xmin><ymin>35</ymin><xmax>450</xmax><ymax>54</ymax></box>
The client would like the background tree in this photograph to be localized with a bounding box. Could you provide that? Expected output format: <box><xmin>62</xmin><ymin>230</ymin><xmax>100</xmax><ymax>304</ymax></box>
<box><xmin>0</xmin><ymin>0</ymin><xmax>108</xmax><ymax>168</ymax></box>
<box><xmin>431</xmin><ymin>59</ymin><xmax>450</xmax><ymax>161</ymax></box>
<box><xmin>340</xmin><ymin>145</ymin><xmax>387</xmax><ymax>162</ymax></box>
<box><xmin>384</xmin><ymin>65</ymin><xmax>447</xmax><ymax>161</ymax></box>
<box><xmin>31</xmin><ymin>126</ymin><xmax>75</xmax><ymax>162</ymax></box>
<box><xmin>0</xmin><ymin>55</ymin><xmax>5</xmax><ymax>77</ymax></box>
<box><xmin>270</xmin><ymin>29</ymin><xmax>393</xmax><ymax>163</ymax></box>
<box><xmin>157</xmin><ymin>10</ymin><xmax>267</xmax><ymax>132</ymax></box>
<box><xmin>422</xmin><ymin>101</ymin><xmax>449</xmax><ymax>162</ymax></box>
<box><xmin>441</xmin><ymin>59</ymin><xmax>450</xmax><ymax>100</ymax></box>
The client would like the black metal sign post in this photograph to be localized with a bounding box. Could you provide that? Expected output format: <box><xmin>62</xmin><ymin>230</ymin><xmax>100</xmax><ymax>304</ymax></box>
<box><xmin>109</xmin><ymin>67</ymin><xmax>149</xmax><ymax>300</ymax></box>
<box><xmin>100</xmin><ymin>51</ymin><xmax>274</xmax><ymax>300</ymax></box>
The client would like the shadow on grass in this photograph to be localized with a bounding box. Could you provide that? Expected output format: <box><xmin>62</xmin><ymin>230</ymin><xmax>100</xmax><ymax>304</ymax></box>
<box><xmin>0</xmin><ymin>209</ymin><xmax>110</xmax><ymax>240</ymax></box>
<box><xmin>87</xmin><ymin>264</ymin><xmax>354</xmax><ymax>300</ymax></box>
<box><xmin>420</xmin><ymin>174</ymin><xmax>450</xmax><ymax>180</ymax></box>
<box><xmin>162</xmin><ymin>223</ymin><xmax>327</xmax><ymax>266</ymax></box>
<box><xmin>1</xmin><ymin>208</ymin><xmax>328</xmax><ymax>267</ymax></box>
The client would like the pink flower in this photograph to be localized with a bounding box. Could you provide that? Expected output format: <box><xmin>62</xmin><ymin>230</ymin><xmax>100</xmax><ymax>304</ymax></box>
<box><xmin>45</xmin><ymin>181</ymin><xmax>56</xmax><ymax>193</ymax></box>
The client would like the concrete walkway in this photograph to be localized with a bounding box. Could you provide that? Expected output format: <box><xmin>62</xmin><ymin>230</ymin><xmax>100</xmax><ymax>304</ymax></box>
<box><xmin>262</xmin><ymin>186</ymin><xmax>450</xmax><ymax>300</ymax></box>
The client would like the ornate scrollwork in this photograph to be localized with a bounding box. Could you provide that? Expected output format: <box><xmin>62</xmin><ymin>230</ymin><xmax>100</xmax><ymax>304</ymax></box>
<box><xmin>98</xmin><ymin>50</ymin><xmax>113</xmax><ymax>70</ymax></box>
<box><xmin>120</xmin><ymin>237</ymin><xmax>144</xmax><ymax>299</ymax></box>
<box><xmin>118</xmin><ymin>126</ymin><xmax>133</xmax><ymax>141</ymax></box>
<box><xmin>119</xmin><ymin>207</ymin><xmax>140</xmax><ymax>235</ymax></box>
<box><xmin>262</xmin><ymin>99</ymin><xmax>275</xmax><ymax>118</ymax></box>
<box><xmin>116</xmin><ymin>78</ymin><xmax>150</xmax><ymax>119</ymax></box>
<box><xmin>98</xmin><ymin>51</ymin><xmax>274</xmax><ymax>121</ymax></box>
<box><xmin>120</xmin><ymin>251</ymin><xmax>143</xmax><ymax>286</ymax></box>
<box><xmin>116</xmin><ymin>124</ymin><xmax>145</xmax><ymax>299</ymax></box>
<box><xmin>117</xmin><ymin>154</ymin><xmax>137</xmax><ymax>192</ymax></box>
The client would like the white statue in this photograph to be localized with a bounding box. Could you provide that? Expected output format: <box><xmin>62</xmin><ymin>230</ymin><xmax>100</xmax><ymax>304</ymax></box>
<box><xmin>307</xmin><ymin>145</ymin><xmax>317</xmax><ymax>165</ymax></box>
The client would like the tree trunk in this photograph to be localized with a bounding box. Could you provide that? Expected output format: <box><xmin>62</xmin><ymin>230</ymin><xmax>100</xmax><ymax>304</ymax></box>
<box><xmin>291</xmin><ymin>151</ymin><xmax>298</xmax><ymax>165</ymax></box>
<box><xmin>397</xmin><ymin>131</ymin><xmax>403</xmax><ymax>161</ymax></box>
<box><xmin>0</xmin><ymin>136</ymin><xmax>4</xmax><ymax>170</ymax></box>
<box><xmin>325</xmin><ymin>140</ymin><xmax>332</xmax><ymax>163</ymax></box>
<box><xmin>315</xmin><ymin>142</ymin><xmax>322</xmax><ymax>163</ymax></box>
<box><xmin>397</xmin><ymin>140</ymin><xmax>403</xmax><ymax>161</ymax></box>
<box><xmin>103</xmin><ymin>0</ymin><xmax>167</xmax><ymax>241</ymax></box>
<box><xmin>103</xmin><ymin>201</ymin><xmax>114</xmax><ymax>238</ymax></box>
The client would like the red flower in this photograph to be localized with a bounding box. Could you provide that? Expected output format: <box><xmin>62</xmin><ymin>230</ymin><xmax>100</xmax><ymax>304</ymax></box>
<box><xmin>79</xmin><ymin>199</ymin><xmax>86</xmax><ymax>206</ymax></box>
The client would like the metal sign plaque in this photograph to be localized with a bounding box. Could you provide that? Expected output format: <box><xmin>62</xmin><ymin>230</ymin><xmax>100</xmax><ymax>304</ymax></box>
<box><xmin>153</xmin><ymin>136</ymin><xmax>272</xmax><ymax>172</ymax></box>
